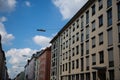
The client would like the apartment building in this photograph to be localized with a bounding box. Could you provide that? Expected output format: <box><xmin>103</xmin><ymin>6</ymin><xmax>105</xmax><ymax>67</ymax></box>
<box><xmin>50</xmin><ymin>0</ymin><xmax>120</xmax><ymax>80</ymax></box>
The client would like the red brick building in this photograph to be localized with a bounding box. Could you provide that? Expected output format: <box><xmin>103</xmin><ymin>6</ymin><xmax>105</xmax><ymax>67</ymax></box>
<box><xmin>37</xmin><ymin>47</ymin><xmax>51</xmax><ymax>80</ymax></box>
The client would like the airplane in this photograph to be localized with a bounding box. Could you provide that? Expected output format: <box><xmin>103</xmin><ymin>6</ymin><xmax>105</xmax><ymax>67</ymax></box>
<box><xmin>37</xmin><ymin>29</ymin><xmax>46</xmax><ymax>32</ymax></box>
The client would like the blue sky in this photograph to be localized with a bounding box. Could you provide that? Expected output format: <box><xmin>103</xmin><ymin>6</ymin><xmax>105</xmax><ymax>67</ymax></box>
<box><xmin>0</xmin><ymin>0</ymin><xmax>87</xmax><ymax>78</ymax></box>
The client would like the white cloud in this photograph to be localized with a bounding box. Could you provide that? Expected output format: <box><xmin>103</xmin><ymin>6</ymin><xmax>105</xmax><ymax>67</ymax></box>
<box><xmin>6</xmin><ymin>48</ymin><xmax>37</xmax><ymax>78</ymax></box>
<box><xmin>25</xmin><ymin>1</ymin><xmax>31</xmax><ymax>7</ymax></box>
<box><xmin>52</xmin><ymin>0</ymin><xmax>88</xmax><ymax>19</ymax></box>
<box><xmin>33</xmin><ymin>35</ymin><xmax>51</xmax><ymax>48</ymax></box>
<box><xmin>0</xmin><ymin>0</ymin><xmax>17</xmax><ymax>12</ymax></box>
<box><xmin>0</xmin><ymin>17</ymin><xmax>14</xmax><ymax>45</ymax></box>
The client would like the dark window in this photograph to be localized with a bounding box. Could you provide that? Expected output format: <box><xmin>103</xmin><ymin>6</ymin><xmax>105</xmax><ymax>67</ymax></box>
<box><xmin>92</xmin><ymin>20</ymin><xmax>96</xmax><ymax>31</ymax></box>
<box><xmin>86</xmin><ymin>26</ymin><xmax>89</xmax><ymax>39</ymax></box>
<box><xmin>108</xmin><ymin>28</ymin><xmax>113</xmax><ymax>46</ymax></box>
<box><xmin>118</xmin><ymin>2</ymin><xmax>120</xmax><ymax>20</ymax></box>
<box><xmin>63</xmin><ymin>64</ymin><xmax>64</xmax><ymax>71</ymax></box>
<box><xmin>72</xmin><ymin>61</ymin><xmax>75</xmax><ymax>69</ymax></box>
<box><xmin>72</xmin><ymin>48</ymin><xmax>75</xmax><ymax>56</ymax></box>
<box><xmin>107</xmin><ymin>9</ymin><xmax>112</xmax><ymax>26</ymax></box>
<box><xmin>76</xmin><ymin>59</ymin><xmax>79</xmax><ymax>69</ymax></box>
<box><xmin>92</xmin><ymin>4</ymin><xmax>96</xmax><ymax>16</ymax></box>
<box><xmin>81</xmin><ymin>31</ymin><xmax>84</xmax><ymax>42</ymax></box>
<box><xmin>72</xmin><ymin>35</ymin><xmax>75</xmax><ymax>44</ymax></box>
<box><xmin>118</xmin><ymin>24</ymin><xmax>120</xmax><ymax>42</ymax></box>
<box><xmin>107</xmin><ymin>0</ymin><xmax>112</xmax><ymax>8</ymax></box>
<box><xmin>99</xmin><ymin>32</ymin><xmax>103</xmax><ymax>45</ymax></box>
<box><xmin>76</xmin><ymin>32</ymin><xmax>79</xmax><ymax>41</ymax></box>
<box><xmin>99</xmin><ymin>51</ymin><xmax>104</xmax><ymax>64</ymax></box>
<box><xmin>109</xmin><ymin>70</ymin><xmax>114</xmax><ymax>80</ymax></box>
<box><xmin>99</xmin><ymin>15</ymin><xmax>103</xmax><ymax>27</ymax></box>
<box><xmin>108</xmin><ymin>49</ymin><xmax>114</xmax><ymax>67</ymax></box>
<box><xmin>92</xmin><ymin>36</ymin><xmax>96</xmax><ymax>48</ymax></box>
<box><xmin>69</xmin><ymin>62</ymin><xmax>71</xmax><ymax>73</ymax></box>
<box><xmin>86</xmin><ymin>56</ymin><xmax>89</xmax><ymax>70</ymax></box>
<box><xmin>86</xmin><ymin>41</ymin><xmax>89</xmax><ymax>54</ymax></box>
<box><xmin>81</xmin><ymin>43</ymin><xmax>84</xmax><ymax>56</ymax></box>
<box><xmin>81</xmin><ymin>58</ymin><xmax>84</xmax><ymax>71</ymax></box>
<box><xmin>76</xmin><ymin>74</ymin><xmax>79</xmax><ymax>80</ymax></box>
<box><xmin>86</xmin><ymin>11</ymin><xmax>89</xmax><ymax>24</ymax></box>
<box><xmin>76</xmin><ymin>19</ymin><xmax>79</xmax><ymax>28</ymax></box>
<box><xmin>65</xmin><ymin>63</ymin><xmax>67</xmax><ymax>71</ymax></box>
<box><xmin>86</xmin><ymin>73</ymin><xmax>90</xmax><ymax>80</ymax></box>
<box><xmin>98</xmin><ymin>0</ymin><xmax>103</xmax><ymax>10</ymax></box>
<box><xmin>80</xmin><ymin>74</ymin><xmax>84</xmax><ymax>80</ymax></box>
<box><xmin>73</xmin><ymin>23</ymin><xmax>75</xmax><ymax>32</ymax></box>
<box><xmin>76</xmin><ymin>45</ymin><xmax>79</xmax><ymax>55</ymax></box>
<box><xmin>81</xmin><ymin>15</ymin><xmax>84</xmax><ymax>29</ymax></box>
<box><xmin>92</xmin><ymin>54</ymin><xmax>96</xmax><ymax>65</ymax></box>
<box><xmin>92</xmin><ymin>72</ymin><xmax>96</xmax><ymax>80</ymax></box>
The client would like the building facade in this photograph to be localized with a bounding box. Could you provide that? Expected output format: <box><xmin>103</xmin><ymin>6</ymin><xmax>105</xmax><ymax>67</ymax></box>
<box><xmin>50</xmin><ymin>0</ymin><xmax>120</xmax><ymax>80</ymax></box>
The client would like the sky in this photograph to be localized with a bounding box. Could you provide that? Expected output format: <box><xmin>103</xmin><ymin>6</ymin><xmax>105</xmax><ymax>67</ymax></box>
<box><xmin>0</xmin><ymin>0</ymin><xmax>88</xmax><ymax>79</ymax></box>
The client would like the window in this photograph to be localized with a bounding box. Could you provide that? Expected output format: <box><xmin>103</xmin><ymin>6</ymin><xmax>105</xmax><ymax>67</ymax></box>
<box><xmin>92</xmin><ymin>37</ymin><xmax>96</xmax><ymax>48</ymax></box>
<box><xmin>69</xmin><ymin>38</ymin><xmax>71</xmax><ymax>47</ymax></box>
<box><xmin>66</xmin><ymin>30</ymin><xmax>68</xmax><ymax>37</ymax></box>
<box><xmin>98</xmin><ymin>0</ymin><xmax>103</xmax><ymax>10</ymax></box>
<box><xmin>66</xmin><ymin>52</ymin><xmax>68</xmax><ymax>59</ymax></box>
<box><xmin>86</xmin><ymin>11</ymin><xmax>89</xmax><ymax>24</ymax></box>
<box><xmin>65</xmin><ymin>63</ymin><xmax>67</xmax><ymax>71</ymax></box>
<box><xmin>72</xmin><ymin>75</ymin><xmax>75</xmax><ymax>80</ymax></box>
<box><xmin>81</xmin><ymin>43</ymin><xmax>84</xmax><ymax>56</ymax></box>
<box><xmin>69</xmin><ymin>62</ymin><xmax>71</xmax><ymax>73</ymax></box>
<box><xmin>72</xmin><ymin>60</ymin><xmax>75</xmax><ymax>69</ymax></box>
<box><xmin>63</xmin><ymin>64</ymin><xmax>64</xmax><ymax>71</ymax></box>
<box><xmin>109</xmin><ymin>70</ymin><xmax>114</xmax><ymax>80</ymax></box>
<box><xmin>81</xmin><ymin>58</ymin><xmax>84</xmax><ymax>71</ymax></box>
<box><xmin>76</xmin><ymin>59</ymin><xmax>79</xmax><ymax>69</ymax></box>
<box><xmin>108</xmin><ymin>49</ymin><xmax>114</xmax><ymax>67</ymax></box>
<box><xmin>92</xmin><ymin>72</ymin><xmax>96</xmax><ymax>80</ymax></box>
<box><xmin>99</xmin><ymin>15</ymin><xmax>103</xmax><ymax>27</ymax></box>
<box><xmin>76</xmin><ymin>74</ymin><xmax>79</xmax><ymax>80</ymax></box>
<box><xmin>72</xmin><ymin>48</ymin><xmax>75</xmax><ymax>56</ymax></box>
<box><xmin>99</xmin><ymin>51</ymin><xmax>104</xmax><ymax>64</ymax></box>
<box><xmin>76</xmin><ymin>19</ymin><xmax>79</xmax><ymax>28</ymax></box>
<box><xmin>86</xmin><ymin>41</ymin><xmax>89</xmax><ymax>54</ymax></box>
<box><xmin>99</xmin><ymin>32</ymin><xmax>103</xmax><ymax>45</ymax></box>
<box><xmin>81</xmin><ymin>74</ymin><xmax>84</xmax><ymax>80</ymax></box>
<box><xmin>107</xmin><ymin>0</ymin><xmax>112</xmax><ymax>8</ymax></box>
<box><xmin>107</xmin><ymin>9</ymin><xmax>112</xmax><ymax>26</ymax></box>
<box><xmin>118</xmin><ymin>2</ymin><xmax>120</xmax><ymax>20</ymax></box>
<box><xmin>73</xmin><ymin>23</ymin><xmax>75</xmax><ymax>32</ymax></box>
<box><xmin>76</xmin><ymin>32</ymin><xmax>79</xmax><ymax>41</ymax></box>
<box><xmin>108</xmin><ymin>28</ymin><xmax>113</xmax><ymax>46</ymax></box>
<box><xmin>76</xmin><ymin>45</ymin><xmax>79</xmax><ymax>55</ymax></box>
<box><xmin>81</xmin><ymin>31</ymin><xmax>84</xmax><ymax>42</ymax></box>
<box><xmin>63</xmin><ymin>53</ymin><xmax>65</xmax><ymax>60</ymax></box>
<box><xmin>66</xmin><ymin>40</ymin><xmax>68</xmax><ymax>48</ymax></box>
<box><xmin>86</xmin><ymin>26</ymin><xmax>89</xmax><ymax>39</ymax></box>
<box><xmin>118</xmin><ymin>24</ymin><xmax>120</xmax><ymax>42</ymax></box>
<box><xmin>92</xmin><ymin>4</ymin><xmax>96</xmax><ymax>15</ymax></box>
<box><xmin>72</xmin><ymin>35</ymin><xmax>75</xmax><ymax>44</ymax></box>
<box><xmin>81</xmin><ymin>15</ymin><xmax>84</xmax><ymax>29</ymax></box>
<box><xmin>86</xmin><ymin>56</ymin><xmax>89</xmax><ymax>70</ymax></box>
<box><xmin>92</xmin><ymin>20</ymin><xmax>96</xmax><ymax>31</ymax></box>
<box><xmin>92</xmin><ymin>54</ymin><xmax>96</xmax><ymax>65</ymax></box>
<box><xmin>86</xmin><ymin>73</ymin><xmax>90</xmax><ymax>80</ymax></box>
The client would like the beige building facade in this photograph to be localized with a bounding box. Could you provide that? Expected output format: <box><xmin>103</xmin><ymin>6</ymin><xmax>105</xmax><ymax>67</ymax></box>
<box><xmin>50</xmin><ymin>0</ymin><xmax>120</xmax><ymax>80</ymax></box>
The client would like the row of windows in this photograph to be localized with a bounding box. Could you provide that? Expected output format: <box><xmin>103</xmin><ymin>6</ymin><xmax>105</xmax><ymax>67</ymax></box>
<box><xmin>62</xmin><ymin>48</ymin><xmax>115</xmax><ymax>72</ymax></box>
<box><xmin>61</xmin><ymin>70</ymin><xmax>114</xmax><ymax>80</ymax></box>
<box><xmin>61</xmin><ymin>0</ymin><xmax>120</xmax><ymax>42</ymax></box>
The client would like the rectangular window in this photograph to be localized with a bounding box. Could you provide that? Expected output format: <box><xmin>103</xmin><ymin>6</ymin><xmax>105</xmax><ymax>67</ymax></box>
<box><xmin>73</xmin><ymin>23</ymin><xmax>75</xmax><ymax>32</ymax></box>
<box><xmin>81</xmin><ymin>58</ymin><xmax>84</xmax><ymax>71</ymax></box>
<box><xmin>72</xmin><ymin>48</ymin><xmax>75</xmax><ymax>56</ymax></box>
<box><xmin>66</xmin><ymin>40</ymin><xmax>68</xmax><ymax>48</ymax></box>
<box><xmin>109</xmin><ymin>70</ymin><xmax>114</xmax><ymax>80</ymax></box>
<box><xmin>63</xmin><ymin>64</ymin><xmax>64</xmax><ymax>71</ymax></box>
<box><xmin>81</xmin><ymin>43</ymin><xmax>84</xmax><ymax>56</ymax></box>
<box><xmin>98</xmin><ymin>0</ymin><xmax>103</xmax><ymax>10</ymax></box>
<box><xmin>118</xmin><ymin>2</ymin><xmax>120</xmax><ymax>20</ymax></box>
<box><xmin>72</xmin><ymin>35</ymin><xmax>75</xmax><ymax>44</ymax></box>
<box><xmin>99</xmin><ymin>15</ymin><xmax>103</xmax><ymax>27</ymax></box>
<box><xmin>108</xmin><ymin>49</ymin><xmax>114</xmax><ymax>67</ymax></box>
<box><xmin>107</xmin><ymin>0</ymin><xmax>112</xmax><ymax>8</ymax></box>
<box><xmin>99</xmin><ymin>32</ymin><xmax>103</xmax><ymax>45</ymax></box>
<box><xmin>81</xmin><ymin>74</ymin><xmax>84</xmax><ymax>80</ymax></box>
<box><xmin>107</xmin><ymin>9</ymin><xmax>112</xmax><ymax>26</ymax></box>
<box><xmin>92</xmin><ymin>72</ymin><xmax>96</xmax><ymax>80</ymax></box>
<box><xmin>76</xmin><ymin>59</ymin><xmax>79</xmax><ymax>69</ymax></box>
<box><xmin>76</xmin><ymin>45</ymin><xmax>79</xmax><ymax>55</ymax></box>
<box><xmin>108</xmin><ymin>29</ymin><xmax>113</xmax><ymax>46</ymax></box>
<box><xmin>76</xmin><ymin>19</ymin><xmax>79</xmax><ymax>28</ymax></box>
<box><xmin>65</xmin><ymin>63</ymin><xmax>67</xmax><ymax>71</ymax></box>
<box><xmin>92</xmin><ymin>20</ymin><xmax>96</xmax><ymax>31</ymax></box>
<box><xmin>92</xmin><ymin>54</ymin><xmax>96</xmax><ymax>65</ymax></box>
<box><xmin>72</xmin><ymin>60</ymin><xmax>75</xmax><ymax>69</ymax></box>
<box><xmin>86</xmin><ymin>26</ymin><xmax>89</xmax><ymax>39</ymax></box>
<box><xmin>81</xmin><ymin>15</ymin><xmax>84</xmax><ymax>29</ymax></box>
<box><xmin>92</xmin><ymin>4</ymin><xmax>96</xmax><ymax>16</ymax></box>
<box><xmin>86</xmin><ymin>41</ymin><xmax>89</xmax><ymax>54</ymax></box>
<box><xmin>92</xmin><ymin>37</ymin><xmax>96</xmax><ymax>48</ymax></box>
<box><xmin>66</xmin><ymin>52</ymin><xmax>68</xmax><ymax>59</ymax></box>
<box><xmin>99</xmin><ymin>51</ymin><xmax>104</xmax><ymax>64</ymax></box>
<box><xmin>76</xmin><ymin>74</ymin><xmax>79</xmax><ymax>80</ymax></box>
<box><xmin>86</xmin><ymin>56</ymin><xmax>89</xmax><ymax>70</ymax></box>
<box><xmin>86</xmin><ymin>73</ymin><xmax>90</xmax><ymax>80</ymax></box>
<box><xmin>86</xmin><ymin>11</ymin><xmax>89</xmax><ymax>24</ymax></box>
<box><xmin>81</xmin><ymin>31</ymin><xmax>84</xmax><ymax>42</ymax></box>
<box><xmin>69</xmin><ymin>62</ymin><xmax>71</xmax><ymax>73</ymax></box>
<box><xmin>76</xmin><ymin>32</ymin><xmax>79</xmax><ymax>41</ymax></box>
<box><xmin>118</xmin><ymin>24</ymin><xmax>120</xmax><ymax>42</ymax></box>
<box><xmin>119</xmin><ymin>46</ymin><xmax>120</xmax><ymax>65</ymax></box>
